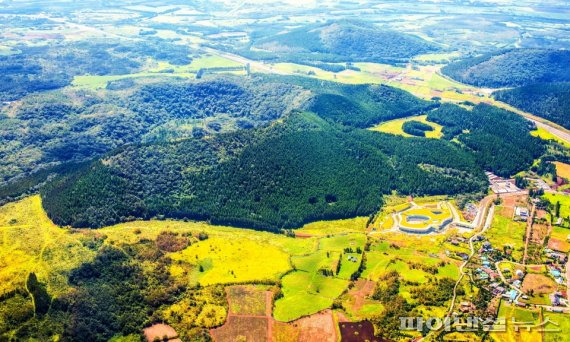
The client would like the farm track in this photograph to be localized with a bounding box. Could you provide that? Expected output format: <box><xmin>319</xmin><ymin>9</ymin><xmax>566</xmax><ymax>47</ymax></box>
<box><xmin>448</xmin><ymin>204</ymin><xmax>495</xmax><ymax>314</ymax></box>
<box><xmin>522</xmin><ymin>203</ymin><xmax>536</xmax><ymax>265</ymax></box>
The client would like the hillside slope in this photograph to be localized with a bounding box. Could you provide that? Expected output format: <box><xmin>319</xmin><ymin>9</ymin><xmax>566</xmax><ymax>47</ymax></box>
<box><xmin>493</xmin><ymin>82</ymin><xmax>570</xmax><ymax>130</ymax></box>
<box><xmin>247</xmin><ymin>21</ymin><xmax>438</xmax><ymax>63</ymax></box>
<box><xmin>441</xmin><ymin>49</ymin><xmax>570</xmax><ymax>88</ymax></box>
<box><xmin>41</xmin><ymin>111</ymin><xmax>487</xmax><ymax>230</ymax></box>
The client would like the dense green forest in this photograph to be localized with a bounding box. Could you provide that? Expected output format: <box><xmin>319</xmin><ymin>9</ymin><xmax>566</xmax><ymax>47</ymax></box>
<box><xmin>42</xmin><ymin>110</ymin><xmax>489</xmax><ymax>230</ymax></box>
<box><xmin>0</xmin><ymin>39</ymin><xmax>192</xmax><ymax>101</ymax></box>
<box><xmin>427</xmin><ymin>103</ymin><xmax>544</xmax><ymax>176</ymax></box>
<box><xmin>402</xmin><ymin>121</ymin><xmax>434</xmax><ymax>137</ymax></box>
<box><xmin>441</xmin><ymin>49</ymin><xmax>570</xmax><ymax>87</ymax></box>
<box><xmin>220</xmin><ymin>21</ymin><xmax>438</xmax><ymax>65</ymax></box>
<box><xmin>493</xmin><ymin>82</ymin><xmax>570</xmax><ymax>129</ymax></box>
<box><xmin>0</xmin><ymin>77</ymin><xmax>306</xmax><ymax>184</ymax></box>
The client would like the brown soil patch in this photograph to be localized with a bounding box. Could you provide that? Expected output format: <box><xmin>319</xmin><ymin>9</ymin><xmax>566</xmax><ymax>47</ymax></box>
<box><xmin>227</xmin><ymin>285</ymin><xmax>267</xmax><ymax>316</ymax></box>
<box><xmin>292</xmin><ymin>310</ymin><xmax>337</xmax><ymax>342</ymax></box>
<box><xmin>211</xmin><ymin>316</ymin><xmax>268</xmax><ymax>341</ymax></box>
<box><xmin>143</xmin><ymin>323</ymin><xmax>180</xmax><ymax>342</ymax></box>
<box><xmin>294</xmin><ymin>232</ymin><xmax>313</xmax><ymax>238</ymax></box>
<box><xmin>522</xmin><ymin>274</ymin><xmax>557</xmax><ymax>295</ymax></box>
<box><xmin>530</xmin><ymin>224</ymin><xmax>549</xmax><ymax>244</ymax></box>
<box><xmin>536</xmin><ymin>210</ymin><xmax>548</xmax><ymax>220</ymax></box>
<box><xmin>548</xmin><ymin>238</ymin><xmax>570</xmax><ymax>253</ymax></box>
<box><xmin>347</xmin><ymin>279</ymin><xmax>376</xmax><ymax>314</ymax></box>
<box><xmin>498</xmin><ymin>206</ymin><xmax>514</xmax><ymax>218</ymax></box>
<box><xmin>340</xmin><ymin>321</ymin><xmax>384</xmax><ymax>342</ymax></box>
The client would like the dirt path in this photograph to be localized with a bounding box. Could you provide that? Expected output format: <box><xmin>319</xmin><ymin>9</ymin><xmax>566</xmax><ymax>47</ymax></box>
<box><xmin>448</xmin><ymin>204</ymin><xmax>495</xmax><ymax>314</ymax></box>
<box><xmin>266</xmin><ymin>291</ymin><xmax>273</xmax><ymax>342</ymax></box>
<box><xmin>522</xmin><ymin>203</ymin><xmax>536</xmax><ymax>265</ymax></box>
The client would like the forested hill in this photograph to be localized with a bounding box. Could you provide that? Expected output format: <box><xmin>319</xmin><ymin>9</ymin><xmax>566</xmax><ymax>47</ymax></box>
<box><xmin>245</xmin><ymin>21</ymin><xmax>438</xmax><ymax>63</ymax></box>
<box><xmin>441</xmin><ymin>49</ymin><xmax>570</xmax><ymax>88</ymax></box>
<box><xmin>493</xmin><ymin>82</ymin><xmax>570</xmax><ymax>130</ymax></box>
<box><xmin>41</xmin><ymin>111</ymin><xmax>488</xmax><ymax>230</ymax></box>
<box><xmin>427</xmin><ymin>103</ymin><xmax>544</xmax><ymax>176</ymax></box>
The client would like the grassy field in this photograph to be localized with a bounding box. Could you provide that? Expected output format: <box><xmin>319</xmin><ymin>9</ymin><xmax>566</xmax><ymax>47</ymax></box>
<box><xmin>0</xmin><ymin>196</ymin><xmax>94</xmax><ymax>296</ymax></box>
<box><xmin>543</xmin><ymin>193</ymin><xmax>570</xmax><ymax>218</ymax></box>
<box><xmin>399</xmin><ymin>204</ymin><xmax>452</xmax><ymax>229</ymax></box>
<box><xmin>531</xmin><ymin>127</ymin><xmax>570</xmax><ymax>148</ymax></box>
<box><xmin>72</xmin><ymin>54</ymin><xmax>244</xmax><ymax>90</ymax></box>
<box><xmin>370</xmin><ymin>115</ymin><xmax>443</xmax><ymax>139</ymax></box>
<box><xmin>486</xmin><ymin>206</ymin><xmax>526</xmax><ymax>261</ymax></box>
<box><xmin>296</xmin><ymin>217</ymin><xmax>368</xmax><ymax>236</ymax></box>
<box><xmin>554</xmin><ymin>162</ymin><xmax>570</xmax><ymax>180</ymax></box>
<box><xmin>412</xmin><ymin>52</ymin><xmax>461</xmax><ymax>63</ymax></box>
<box><xmin>170</xmin><ymin>236</ymin><xmax>291</xmax><ymax>285</ymax></box>
<box><xmin>490</xmin><ymin>301</ymin><xmax>542</xmax><ymax>342</ymax></box>
<box><xmin>543</xmin><ymin>311</ymin><xmax>570</xmax><ymax>342</ymax></box>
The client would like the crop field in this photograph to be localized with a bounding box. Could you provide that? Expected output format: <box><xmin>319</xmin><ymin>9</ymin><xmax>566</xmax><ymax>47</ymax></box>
<box><xmin>543</xmin><ymin>193</ymin><xmax>570</xmax><ymax>219</ymax></box>
<box><xmin>554</xmin><ymin>161</ymin><xmax>570</xmax><ymax>180</ymax></box>
<box><xmin>370</xmin><ymin>115</ymin><xmax>443</xmax><ymax>139</ymax></box>
<box><xmin>486</xmin><ymin>206</ymin><xmax>526</xmax><ymax>261</ymax></box>
<box><xmin>548</xmin><ymin>226</ymin><xmax>570</xmax><ymax>253</ymax></box>
<box><xmin>227</xmin><ymin>285</ymin><xmax>269</xmax><ymax>316</ymax></box>
<box><xmin>274</xmin><ymin>233</ymin><xmax>366</xmax><ymax>321</ymax></box>
<box><xmin>543</xmin><ymin>311</ymin><xmax>570</xmax><ymax>342</ymax></box>
<box><xmin>170</xmin><ymin>236</ymin><xmax>291</xmax><ymax>285</ymax></box>
<box><xmin>490</xmin><ymin>302</ymin><xmax>542</xmax><ymax>342</ymax></box>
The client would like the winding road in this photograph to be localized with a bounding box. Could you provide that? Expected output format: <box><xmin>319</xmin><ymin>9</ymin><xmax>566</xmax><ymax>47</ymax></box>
<box><xmin>448</xmin><ymin>204</ymin><xmax>495</xmax><ymax>314</ymax></box>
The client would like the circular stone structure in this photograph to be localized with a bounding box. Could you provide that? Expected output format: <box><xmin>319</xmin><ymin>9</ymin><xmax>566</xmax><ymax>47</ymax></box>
<box><xmin>397</xmin><ymin>204</ymin><xmax>453</xmax><ymax>234</ymax></box>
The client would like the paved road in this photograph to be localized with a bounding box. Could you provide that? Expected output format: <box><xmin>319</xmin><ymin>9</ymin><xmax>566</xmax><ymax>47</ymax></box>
<box><xmin>448</xmin><ymin>204</ymin><xmax>495</xmax><ymax>314</ymax></box>
<box><xmin>530</xmin><ymin>119</ymin><xmax>570</xmax><ymax>144</ymax></box>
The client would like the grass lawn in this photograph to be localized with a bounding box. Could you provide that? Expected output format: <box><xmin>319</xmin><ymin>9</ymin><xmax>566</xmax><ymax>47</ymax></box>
<box><xmin>370</xmin><ymin>115</ymin><xmax>443</xmax><ymax>139</ymax></box>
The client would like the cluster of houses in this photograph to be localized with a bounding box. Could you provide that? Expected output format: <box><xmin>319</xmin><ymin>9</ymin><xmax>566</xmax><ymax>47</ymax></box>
<box><xmin>486</xmin><ymin>171</ymin><xmax>520</xmax><ymax>194</ymax></box>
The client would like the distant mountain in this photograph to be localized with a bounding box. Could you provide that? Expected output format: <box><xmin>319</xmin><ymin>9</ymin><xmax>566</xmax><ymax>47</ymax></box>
<box><xmin>494</xmin><ymin>82</ymin><xmax>570</xmax><ymax>129</ymax></box>
<box><xmin>442</xmin><ymin>49</ymin><xmax>570</xmax><ymax>88</ymax></box>
<box><xmin>245</xmin><ymin>21</ymin><xmax>438</xmax><ymax>63</ymax></box>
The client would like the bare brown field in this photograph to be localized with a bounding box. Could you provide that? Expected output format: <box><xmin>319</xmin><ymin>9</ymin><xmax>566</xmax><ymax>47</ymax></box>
<box><xmin>211</xmin><ymin>316</ymin><xmax>268</xmax><ymax>341</ymax></box>
<box><xmin>143</xmin><ymin>323</ymin><xmax>181</xmax><ymax>342</ymax></box>
<box><xmin>346</xmin><ymin>279</ymin><xmax>376</xmax><ymax>314</ymax></box>
<box><xmin>291</xmin><ymin>310</ymin><xmax>337</xmax><ymax>342</ymax></box>
<box><xmin>548</xmin><ymin>238</ymin><xmax>570</xmax><ymax>253</ymax></box>
<box><xmin>521</xmin><ymin>274</ymin><xmax>557</xmax><ymax>295</ymax></box>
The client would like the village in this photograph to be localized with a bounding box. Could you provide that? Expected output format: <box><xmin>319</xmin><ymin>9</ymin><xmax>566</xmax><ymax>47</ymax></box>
<box><xmin>440</xmin><ymin>168</ymin><xmax>570</xmax><ymax>337</ymax></box>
